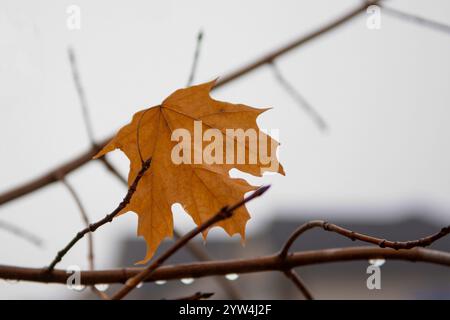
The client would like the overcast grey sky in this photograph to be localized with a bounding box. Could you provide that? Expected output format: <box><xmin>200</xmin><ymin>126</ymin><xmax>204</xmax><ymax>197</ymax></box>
<box><xmin>1</xmin><ymin>0</ymin><xmax>450</xmax><ymax>298</ymax></box>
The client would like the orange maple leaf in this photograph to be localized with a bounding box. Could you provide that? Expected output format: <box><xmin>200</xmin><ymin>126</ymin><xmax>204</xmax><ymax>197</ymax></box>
<box><xmin>95</xmin><ymin>80</ymin><xmax>284</xmax><ymax>263</ymax></box>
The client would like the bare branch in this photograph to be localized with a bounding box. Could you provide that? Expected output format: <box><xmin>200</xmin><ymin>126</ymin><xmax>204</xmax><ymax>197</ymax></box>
<box><xmin>68</xmin><ymin>47</ymin><xmax>96</xmax><ymax>145</ymax></box>
<box><xmin>0</xmin><ymin>142</ymin><xmax>105</xmax><ymax>206</ymax></box>
<box><xmin>383</xmin><ymin>6</ymin><xmax>450</xmax><ymax>36</ymax></box>
<box><xmin>111</xmin><ymin>186</ymin><xmax>270</xmax><ymax>300</ymax></box>
<box><xmin>97</xmin><ymin>157</ymin><xmax>128</xmax><ymax>185</ymax></box>
<box><xmin>187</xmin><ymin>30</ymin><xmax>204</xmax><ymax>86</ymax></box>
<box><xmin>280</xmin><ymin>220</ymin><xmax>450</xmax><ymax>259</ymax></box>
<box><xmin>0</xmin><ymin>219</ymin><xmax>43</xmax><ymax>248</ymax></box>
<box><xmin>60</xmin><ymin>177</ymin><xmax>110</xmax><ymax>299</ymax></box>
<box><xmin>2</xmin><ymin>246</ymin><xmax>450</xmax><ymax>286</ymax></box>
<box><xmin>60</xmin><ymin>177</ymin><xmax>95</xmax><ymax>270</ymax></box>
<box><xmin>218</xmin><ymin>0</ymin><xmax>381</xmax><ymax>86</ymax></box>
<box><xmin>282</xmin><ymin>269</ymin><xmax>314</xmax><ymax>300</ymax></box>
<box><xmin>270</xmin><ymin>61</ymin><xmax>328</xmax><ymax>131</ymax></box>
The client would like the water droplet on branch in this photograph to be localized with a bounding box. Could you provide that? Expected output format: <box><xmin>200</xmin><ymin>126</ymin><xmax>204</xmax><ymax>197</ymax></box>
<box><xmin>225</xmin><ymin>273</ymin><xmax>239</xmax><ymax>281</ymax></box>
<box><xmin>180</xmin><ymin>278</ymin><xmax>195</xmax><ymax>285</ymax></box>
<box><xmin>369</xmin><ymin>258</ymin><xmax>386</xmax><ymax>267</ymax></box>
<box><xmin>95</xmin><ymin>284</ymin><xmax>109</xmax><ymax>292</ymax></box>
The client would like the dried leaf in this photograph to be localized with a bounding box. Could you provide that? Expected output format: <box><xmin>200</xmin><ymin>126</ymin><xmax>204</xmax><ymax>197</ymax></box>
<box><xmin>95</xmin><ymin>80</ymin><xmax>284</xmax><ymax>263</ymax></box>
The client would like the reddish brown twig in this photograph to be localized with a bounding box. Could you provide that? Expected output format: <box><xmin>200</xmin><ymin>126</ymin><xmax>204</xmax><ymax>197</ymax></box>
<box><xmin>46</xmin><ymin>158</ymin><xmax>152</xmax><ymax>271</ymax></box>
<box><xmin>111</xmin><ymin>186</ymin><xmax>271</xmax><ymax>300</ymax></box>
<box><xmin>279</xmin><ymin>220</ymin><xmax>450</xmax><ymax>259</ymax></box>
<box><xmin>276</xmin><ymin>218</ymin><xmax>449</xmax><ymax>300</ymax></box>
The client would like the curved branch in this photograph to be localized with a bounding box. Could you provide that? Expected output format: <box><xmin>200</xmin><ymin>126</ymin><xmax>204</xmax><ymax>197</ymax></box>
<box><xmin>1</xmin><ymin>246</ymin><xmax>449</xmax><ymax>286</ymax></box>
<box><xmin>280</xmin><ymin>220</ymin><xmax>450</xmax><ymax>258</ymax></box>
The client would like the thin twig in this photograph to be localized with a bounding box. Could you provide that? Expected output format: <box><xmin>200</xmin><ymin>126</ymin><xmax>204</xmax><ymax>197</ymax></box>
<box><xmin>46</xmin><ymin>158</ymin><xmax>152</xmax><ymax>271</ymax></box>
<box><xmin>218</xmin><ymin>0</ymin><xmax>381</xmax><ymax>86</ymax></box>
<box><xmin>69</xmin><ymin>46</ymin><xmax>129</xmax><ymax>186</ymax></box>
<box><xmin>60</xmin><ymin>177</ymin><xmax>109</xmax><ymax>299</ymax></box>
<box><xmin>383</xmin><ymin>6</ymin><xmax>450</xmax><ymax>36</ymax></box>
<box><xmin>2</xmin><ymin>246</ymin><xmax>450</xmax><ymax>286</ymax></box>
<box><xmin>97</xmin><ymin>157</ymin><xmax>128</xmax><ymax>185</ymax></box>
<box><xmin>0</xmin><ymin>219</ymin><xmax>43</xmax><ymax>248</ymax></box>
<box><xmin>270</xmin><ymin>61</ymin><xmax>328</xmax><ymax>131</ymax></box>
<box><xmin>280</xmin><ymin>220</ymin><xmax>450</xmax><ymax>259</ymax></box>
<box><xmin>187</xmin><ymin>30</ymin><xmax>204</xmax><ymax>86</ymax></box>
<box><xmin>0</xmin><ymin>0</ymin><xmax>380</xmax><ymax>207</ymax></box>
<box><xmin>60</xmin><ymin>178</ymin><xmax>95</xmax><ymax>270</ymax></box>
<box><xmin>68</xmin><ymin>47</ymin><xmax>96</xmax><ymax>145</ymax></box>
<box><xmin>172</xmin><ymin>291</ymin><xmax>214</xmax><ymax>301</ymax></box>
<box><xmin>111</xmin><ymin>186</ymin><xmax>270</xmax><ymax>300</ymax></box>
<box><xmin>283</xmin><ymin>269</ymin><xmax>314</xmax><ymax>300</ymax></box>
